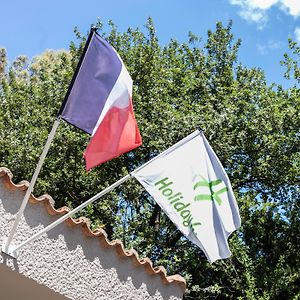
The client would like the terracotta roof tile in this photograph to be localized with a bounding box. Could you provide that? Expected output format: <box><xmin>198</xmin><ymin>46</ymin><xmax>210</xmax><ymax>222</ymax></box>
<box><xmin>0</xmin><ymin>167</ymin><xmax>187</xmax><ymax>292</ymax></box>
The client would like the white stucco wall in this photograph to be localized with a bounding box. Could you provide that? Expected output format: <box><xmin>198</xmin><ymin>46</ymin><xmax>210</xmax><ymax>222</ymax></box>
<box><xmin>0</xmin><ymin>173</ymin><xmax>185</xmax><ymax>300</ymax></box>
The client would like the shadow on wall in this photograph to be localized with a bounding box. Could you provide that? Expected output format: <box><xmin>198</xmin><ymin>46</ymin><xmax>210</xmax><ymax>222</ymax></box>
<box><xmin>0</xmin><ymin>264</ymin><xmax>68</xmax><ymax>300</ymax></box>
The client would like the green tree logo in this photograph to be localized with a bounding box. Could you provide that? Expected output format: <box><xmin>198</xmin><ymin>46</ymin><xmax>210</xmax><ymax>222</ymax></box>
<box><xmin>193</xmin><ymin>175</ymin><xmax>228</xmax><ymax>205</ymax></box>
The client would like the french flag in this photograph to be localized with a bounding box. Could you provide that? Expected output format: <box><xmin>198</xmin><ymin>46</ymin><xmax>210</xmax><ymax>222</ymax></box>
<box><xmin>60</xmin><ymin>31</ymin><xmax>142</xmax><ymax>170</ymax></box>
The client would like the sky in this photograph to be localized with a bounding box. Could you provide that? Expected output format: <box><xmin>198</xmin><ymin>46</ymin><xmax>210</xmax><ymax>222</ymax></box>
<box><xmin>0</xmin><ymin>0</ymin><xmax>299</xmax><ymax>87</ymax></box>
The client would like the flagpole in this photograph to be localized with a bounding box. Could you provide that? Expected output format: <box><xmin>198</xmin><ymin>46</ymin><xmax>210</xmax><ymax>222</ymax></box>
<box><xmin>3</xmin><ymin>118</ymin><xmax>61</xmax><ymax>253</ymax></box>
<box><xmin>5</xmin><ymin>173</ymin><xmax>132</xmax><ymax>258</ymax></box>
<box><xmin>3</xmin><ymin>27</ymin><xmax>98</xmax><ymax>255</ymax></box>
<box><xmin>4</xmin><ymin>130</ymin><xmax>201</xmax><ymax>257</ymax></box>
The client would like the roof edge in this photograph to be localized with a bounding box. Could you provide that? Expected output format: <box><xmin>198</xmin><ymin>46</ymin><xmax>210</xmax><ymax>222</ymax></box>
<box><xmin>0</xmin><ymin>167</ymin><xmax>187</xmax><ymax>292</ymax></box>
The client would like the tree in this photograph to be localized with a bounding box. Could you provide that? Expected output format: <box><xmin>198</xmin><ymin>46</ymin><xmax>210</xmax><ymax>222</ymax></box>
<box><xmin>0</xmin><ymin>19</ymin><xmax>299</xmax><ymax>299</ymax></box>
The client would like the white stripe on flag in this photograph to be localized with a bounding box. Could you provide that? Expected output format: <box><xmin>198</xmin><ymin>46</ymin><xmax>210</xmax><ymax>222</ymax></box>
<box><xmin>92</xmin><ymin>62</ymin><xmax>132</xmax><ymax>136</ymax></box>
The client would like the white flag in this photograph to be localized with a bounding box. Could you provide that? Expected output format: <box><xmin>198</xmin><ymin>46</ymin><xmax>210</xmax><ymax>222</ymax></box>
<box><xmin>132</xmin><ymin>131</ymin><xmax>241</xmax><ymax>263</ymax></box>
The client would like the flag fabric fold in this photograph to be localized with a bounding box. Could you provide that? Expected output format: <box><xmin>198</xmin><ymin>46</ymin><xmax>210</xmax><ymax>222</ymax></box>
<box><xmin>132</xmin><ymin>131</ymin><xmax>241</xmax><ymax>263</ymax></box>
<box><xmin>60</xmin><ymin>31</ymin><xmax>142</xmax><ymax>170</ymax></box>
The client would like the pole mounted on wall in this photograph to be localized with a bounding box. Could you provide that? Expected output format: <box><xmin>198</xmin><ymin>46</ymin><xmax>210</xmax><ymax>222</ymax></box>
<box><xmin>2</xmin><ymin>173</ymin><xmax>132</xmax><ymax>258</ymax></box>
<box><xmin>2</xmin><ymin>27</ymin><xmax>97</xmax><ymax>257</ymax></box>
<box><xmin>2</xmin><ymin>118</ymin><xmax>61</xmax><ymax>255</ymax></box>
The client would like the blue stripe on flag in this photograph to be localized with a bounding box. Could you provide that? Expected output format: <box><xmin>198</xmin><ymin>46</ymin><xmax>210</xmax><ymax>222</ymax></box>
<box><xmin>61</xmin><ymin>34</ymin><xmax>122</xmax><ymax>134</ymax></box>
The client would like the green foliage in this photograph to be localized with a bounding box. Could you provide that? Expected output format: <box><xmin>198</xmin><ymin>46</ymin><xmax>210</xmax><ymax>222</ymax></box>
<box><xmin>0</xmin><ymin>19</ymin><xmax>299</xmax><ymax>299</ymax></box>
<box><xmin>281</xmin><ymin>38</ymin><xmax>300</xmax><ymax>84</ymax></box>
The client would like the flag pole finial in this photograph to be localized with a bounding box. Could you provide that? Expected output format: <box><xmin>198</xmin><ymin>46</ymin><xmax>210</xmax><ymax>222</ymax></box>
<box><xmin>196</xmin><ymin>127</ymin><xmax>205</xmax><ymax>134</ymax></box>
<box><xmin>91</xmin><ymin>26</ymin><xmax>97</xmax><ymax>33</ymax></box>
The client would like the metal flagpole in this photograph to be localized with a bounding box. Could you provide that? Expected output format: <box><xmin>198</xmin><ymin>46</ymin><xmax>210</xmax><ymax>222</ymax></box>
<box><xmin>3</xmin><ymin>130</ymin><xmax>201</xmax><ymax>257</ymax></box>
<box><xmin>3</xmin><ymin>118</ymin><xmax>61</xmax><ymax>253</ymax></box>
<box><xmin>2</xmin><ymin>27</ymin><xmax>97</xmax><ymax>256</ymax></box>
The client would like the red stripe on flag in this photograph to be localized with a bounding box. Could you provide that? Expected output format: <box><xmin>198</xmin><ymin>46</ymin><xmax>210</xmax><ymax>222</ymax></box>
<box><xmin>83</xmin><ymin>99</ymin><xmax>142</xmax><ymax>170</ymax></box>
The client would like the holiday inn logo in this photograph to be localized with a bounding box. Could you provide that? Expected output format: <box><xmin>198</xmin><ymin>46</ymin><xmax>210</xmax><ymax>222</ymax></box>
<box><xmin>193</xmin><ymin>175</ymin><xmax>228</xmax><ymax>205</ymax></box>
